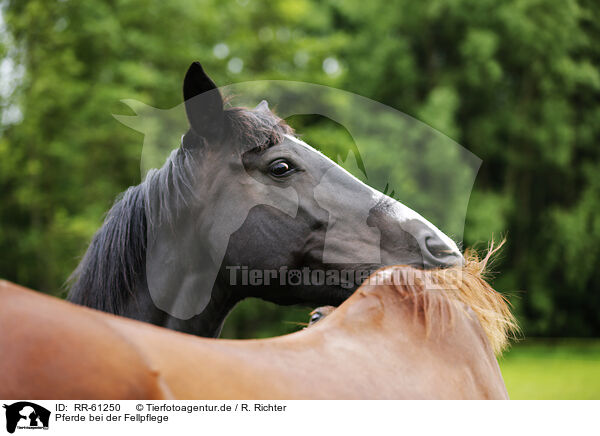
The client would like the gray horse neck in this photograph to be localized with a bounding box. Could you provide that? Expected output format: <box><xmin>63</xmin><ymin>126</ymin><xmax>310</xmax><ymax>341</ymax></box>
<box><xmin>122</xmin><ymin>277</ymin><xmax>239</xmax><ymax>338</ymax></box>
<box><xmin>67</xmin><ymin>183</ymin><xmax>239</xmax><ymax>338</ymax></box>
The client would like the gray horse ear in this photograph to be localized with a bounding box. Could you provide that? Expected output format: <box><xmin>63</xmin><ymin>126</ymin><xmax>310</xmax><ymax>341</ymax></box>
<box><xmin>183</xmin><ymin>62</ymin><xmax>224</xmax><ymax>141</ymax></box>
<box><xmin>255</xmin><ymin>100</ymin><xmax>270</xmax><ymax>112</ymax></box>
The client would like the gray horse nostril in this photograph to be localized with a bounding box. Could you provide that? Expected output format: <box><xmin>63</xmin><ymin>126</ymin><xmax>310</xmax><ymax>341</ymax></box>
<box><xmin>425</xmin><ymin>236</ymin><xmax>442</xmax><ymax>257</ymax></box>
<box><xmin>424</xmin><ymin>235</ymin><xmax>459</xmax><ymax>261</ymax></box>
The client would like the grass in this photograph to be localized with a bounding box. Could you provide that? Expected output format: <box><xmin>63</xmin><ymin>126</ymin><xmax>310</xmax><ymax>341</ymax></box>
<box><xmin>499</xmin><ymin>339</ymin><xmax>600</xmax><ymax>399</ymax></box>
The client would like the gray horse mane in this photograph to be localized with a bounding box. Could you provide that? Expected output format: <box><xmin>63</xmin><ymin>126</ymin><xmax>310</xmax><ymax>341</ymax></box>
<box><xmin>67</xmin><ymin>106</ymin><xmax>293</xmax><ymax>313</ymax></box>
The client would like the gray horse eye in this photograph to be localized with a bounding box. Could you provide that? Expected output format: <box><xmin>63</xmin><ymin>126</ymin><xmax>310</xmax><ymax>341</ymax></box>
<box><xmin>269</xmin><ymin>160</ymin><xmax>294</xmax><ymax>177</ymax></box>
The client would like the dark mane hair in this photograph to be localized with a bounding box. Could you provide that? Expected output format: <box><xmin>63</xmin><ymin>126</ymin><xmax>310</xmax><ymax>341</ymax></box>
<box><xmin>67</xmin><ymin>106</ymin><xmax>293</xmax><ymax>312</ymax></box>
<box><xmin>225</xmin><ymin>106</ymin><xmax>294</xmax><ymax>152</ymax></box>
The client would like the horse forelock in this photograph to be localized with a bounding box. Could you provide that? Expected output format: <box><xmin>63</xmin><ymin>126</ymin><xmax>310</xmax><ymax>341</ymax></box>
<box><xmin>223</xmin><ymin>106</ymin><xmax>295</xmax><ymax>153</ymax></box>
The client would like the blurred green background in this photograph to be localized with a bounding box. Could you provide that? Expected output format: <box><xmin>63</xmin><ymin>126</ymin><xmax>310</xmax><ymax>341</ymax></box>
<box><xmin>1</xmin><ymin>0</ymin><xmax>599</xmax><ymax>399</ymax></box>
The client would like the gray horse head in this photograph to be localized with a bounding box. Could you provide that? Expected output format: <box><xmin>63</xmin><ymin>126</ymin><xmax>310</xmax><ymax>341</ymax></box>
<box><xmin>144</xmin><ymin>62</ymin><xmax>462</xmax><ymax>320</ymax></box>
<box><xmin>69</xmin><ymin>62</ymin><xmax>465</xmax><ymax>337</ymax></box>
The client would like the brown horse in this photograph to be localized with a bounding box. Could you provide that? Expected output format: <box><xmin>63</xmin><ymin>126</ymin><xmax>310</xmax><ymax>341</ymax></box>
<box><xmin>0</xmin><ymin>258</ymin><xmax>515</xmax><ymax>399</ymax></box>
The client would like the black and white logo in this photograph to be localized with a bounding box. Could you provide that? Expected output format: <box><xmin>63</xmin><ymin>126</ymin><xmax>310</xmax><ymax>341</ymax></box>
<box><xmin>3</xmin><ymin>402</ymin><xmax>50</xmax><ymax>434</ymax></box>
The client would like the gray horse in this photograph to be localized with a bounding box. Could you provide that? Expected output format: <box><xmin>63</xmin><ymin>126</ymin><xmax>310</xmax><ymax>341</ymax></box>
<box><xmin>68</xmin><ymin>62</ymin><xmax>462</xmax><ymax>337</ymax></box>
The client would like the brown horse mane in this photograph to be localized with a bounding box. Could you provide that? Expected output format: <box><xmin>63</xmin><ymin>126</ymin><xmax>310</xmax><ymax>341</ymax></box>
<box><xmin>366</xmin><ymin>240</ymin><xmax>518</xmax><ymax>355</ymax></box>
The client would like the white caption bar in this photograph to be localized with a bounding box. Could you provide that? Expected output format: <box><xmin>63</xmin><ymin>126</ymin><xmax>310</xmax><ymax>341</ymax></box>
<box><xmin>0</xmin><ymin>400</ymin><xmax>597</xmax><ymax>436</ymax></box>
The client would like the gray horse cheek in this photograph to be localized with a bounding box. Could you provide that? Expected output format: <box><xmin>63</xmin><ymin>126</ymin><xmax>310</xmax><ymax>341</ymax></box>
<box><xmin>314</xmin><ymin>167</ymin><xmax>382</xmax><ymax>264</ymax></box>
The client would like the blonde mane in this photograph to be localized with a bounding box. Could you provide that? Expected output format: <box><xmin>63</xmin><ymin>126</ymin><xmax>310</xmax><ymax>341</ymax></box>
<box><xmin>381</xmin><ymin>240</ymin><xmax>518</xmax><ymax>355</ymax></box>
